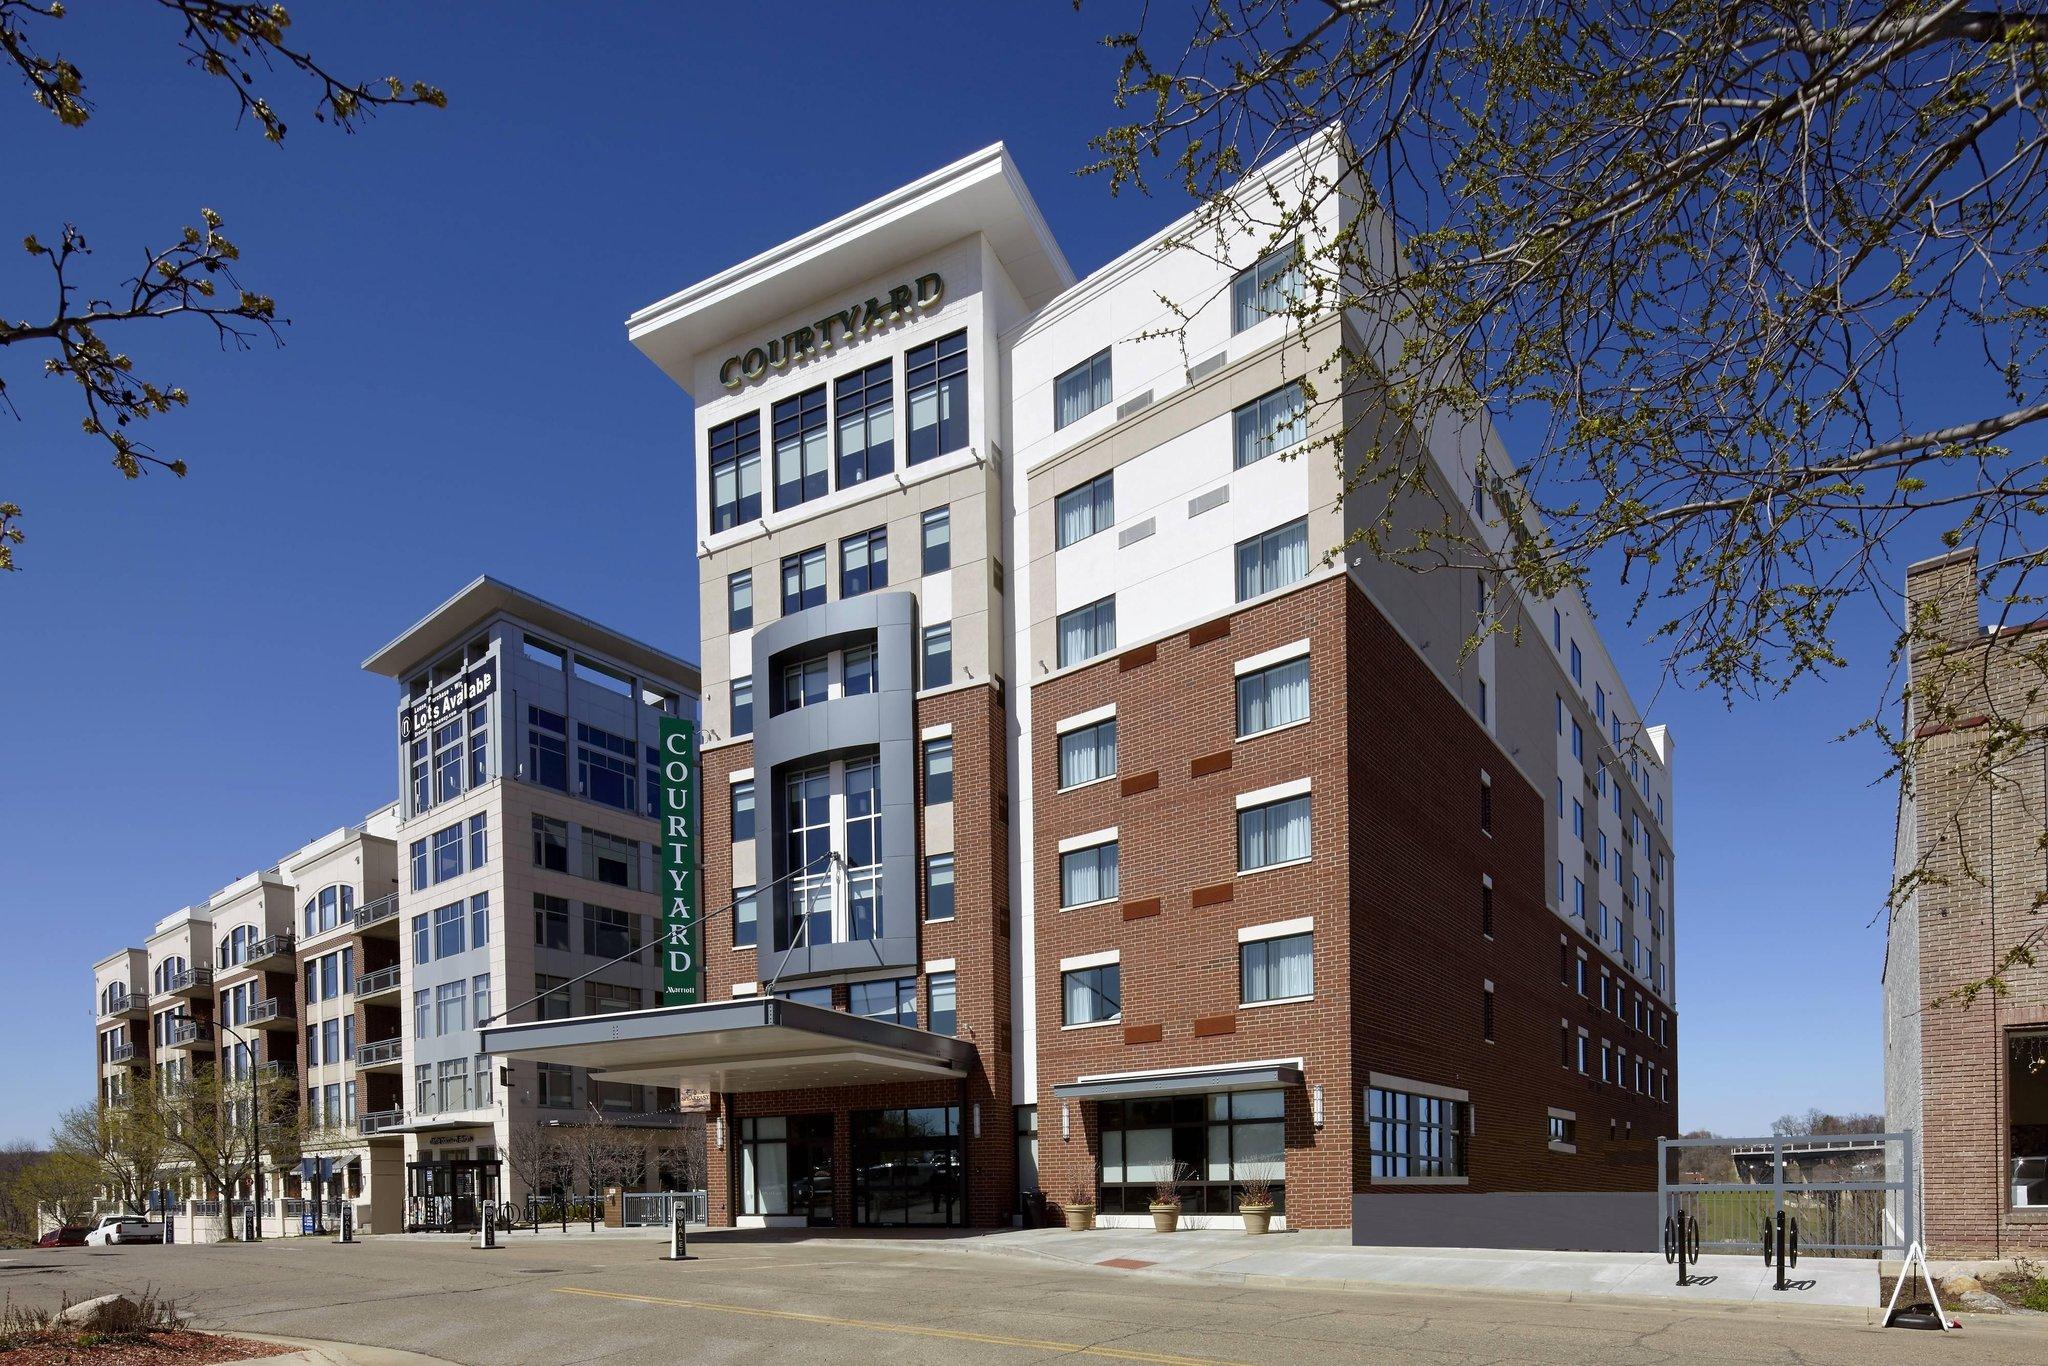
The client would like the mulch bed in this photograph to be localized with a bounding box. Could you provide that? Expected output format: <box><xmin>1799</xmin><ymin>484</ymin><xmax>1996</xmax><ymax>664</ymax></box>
<box><xmin>0</xmin><ymin>1330</ymin><xmax>297</xmax><ymax>1362</ymax></box>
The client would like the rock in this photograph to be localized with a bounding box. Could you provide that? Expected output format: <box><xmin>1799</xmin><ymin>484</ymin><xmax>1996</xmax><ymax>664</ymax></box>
<box><xmin>57</xmin><ymin>1292</ymin><xmax>143</xmax><ymax>1331</ymax></box>
<box><xmin>1940</xmin><ymin>1274</ymin><xmax>1983</xmax><ymax>1296</ymax></box>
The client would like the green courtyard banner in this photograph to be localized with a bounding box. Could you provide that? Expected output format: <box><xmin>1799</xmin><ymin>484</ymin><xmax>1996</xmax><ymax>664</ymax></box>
<box><xmin>658</xmin><ymin>716</ymin><xmax>699</xmax><ymax>1005</ymax></box>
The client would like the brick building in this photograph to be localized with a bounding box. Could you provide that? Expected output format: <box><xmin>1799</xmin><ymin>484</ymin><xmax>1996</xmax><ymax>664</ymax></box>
<box><xmin>483</xmin><ymin>127</ymin><xmax>1679</xmax><ymax>1234</ymax></box>
<box><xmin>1885</xmin><ymin>547</ymin><xmax>2048</xmax><ymax>1256</ymax></box>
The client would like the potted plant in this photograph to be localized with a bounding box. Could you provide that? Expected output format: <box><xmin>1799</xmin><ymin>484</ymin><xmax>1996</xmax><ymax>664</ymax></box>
<box><xmin>1237</xmin><ymin>1175</ymin><xmax>1276</xmax><ymax>1235</ymax></box>
<box><xmin>1150</xmin><ymin>1164</ymin><xmax>1192</xmax><ymax>1233</ymax></box>
<box><xmin>1061</xmin><ymin>1186</ymin><xmax>1096</xmax><ymax>1232</ymax></box>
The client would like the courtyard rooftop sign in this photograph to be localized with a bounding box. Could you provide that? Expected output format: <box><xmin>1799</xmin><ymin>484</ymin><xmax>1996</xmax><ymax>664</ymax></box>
<box><xmin>718</xmin><ymin>272</ymin><xmax>944</xmax><ymax>389</ymax></box>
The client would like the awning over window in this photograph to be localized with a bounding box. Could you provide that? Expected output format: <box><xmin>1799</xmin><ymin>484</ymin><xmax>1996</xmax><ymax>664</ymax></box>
<box><xmin>1052</xmin><ymin>1060</ymin><xmax>1304</xmax><ymax>1102</ymax></box>
<box><xmin>478</xmin><ymin>997</ymin><xmax>974</xmax><ymax>1093</ymax></box>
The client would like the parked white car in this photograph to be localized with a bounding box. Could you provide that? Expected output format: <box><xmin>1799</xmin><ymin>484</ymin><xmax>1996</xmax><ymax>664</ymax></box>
<box><xmin>84</xmin><ymin>1214</ymin><xmax>163</xmax><ymax>1246</ymax></box>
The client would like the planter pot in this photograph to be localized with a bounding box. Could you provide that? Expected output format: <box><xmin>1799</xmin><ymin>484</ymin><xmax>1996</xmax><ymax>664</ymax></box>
<box><xmin>1149</xmin><ymin>1203</ymin><xmax>1181</xmax><ymax>1233</ymax></box>
<box><xmin>1240</xmin><ymin>1204</ymin><xmax>1275</xmax><ymax>1235</ymax></box>
<box><xmin>1062</xmin><ymin>1203</ymin><xmax>1095</xmax><ymax>1232</ymax></box>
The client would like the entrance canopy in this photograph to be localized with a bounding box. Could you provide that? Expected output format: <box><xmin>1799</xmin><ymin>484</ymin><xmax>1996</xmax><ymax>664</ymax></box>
<box><xmin>479</xmin><ymin>996</ymin><xmax>975</xmax><ymax>1093</ymax></box>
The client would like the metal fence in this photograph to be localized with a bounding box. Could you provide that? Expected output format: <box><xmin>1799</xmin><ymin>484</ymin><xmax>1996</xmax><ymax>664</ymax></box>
<box><xmin>620</xmin><ymin>1191</ymin><xmax>706</xmax><ymax>1227</ymax></box>
<box><xmin>1658</xmin><ymin>1132</ymin><xmax>1914</xmax><ymax>1257</ymax></box>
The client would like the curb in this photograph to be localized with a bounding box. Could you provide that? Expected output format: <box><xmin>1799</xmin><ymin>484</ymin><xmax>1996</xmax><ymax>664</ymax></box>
<box><xmin>232</xmin><ymin>1331</ymin><xmax>458</xmax><ymax>1364</ymax></box>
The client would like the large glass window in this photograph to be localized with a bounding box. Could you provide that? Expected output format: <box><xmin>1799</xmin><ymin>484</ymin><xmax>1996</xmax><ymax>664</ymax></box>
<box><xmin>1097</xmin><ymin>1091</ymin><xmax>1285</xmax><ymax>1215</ymax></box>
<box><xmin>905</xmin><ymin>330</ymin><xmax>967</xmax><ymax>465</ymax></box>
<box><xmin>431</xmin><ymin>823</ymin><xmax>463</xmax><ymax>883</ymax></box>
<box><xmin>708</xmin><ymin>412</ymin><xmax>762</xmax><ymax>532</ymax></box>
<box><xmin>436</xmin><ymin>980</ymin><xmax>466</xmax><ymax>1035</ymax></box>
<box><xmin>780</xmin><ymin>758</ymin><xmax>882</xmax><ymax>949</ymax></box>
<box><xmin>1241</xmin><ymin>932</ymin><xmax>1314</xmax><ymax>1003</ymax></box>
<box><xmin>843</xmin><ymin>645</ymin><xmax>876</xmax><ymax>696</ymax></box>
<box><xmin>778</xmin><ymin>656</ymin><xmax>827</xmax><ymax>713</ymax></box>
<box><xmin>433</xmin><ymin>903</ymin><xmax>465</xmax><ymax>958</ymax></box>
<box><xmin>467</xmin><ymin>703</ymin><xmax>489</xmax><ymax>788</ymax></box>
<box><xmin>1231</xmin><ymin>242</ymin><xmax>1302</xmax><ymax>333</ymax></box>
<box><xmin>533</xmin><ymin>814</ymin><xmax>569</xmax><ymax>872</ymax></box>
<box><xmin>533</xmin><ymin>894</ymin><xmax>570</xmax><ymax>951</ymax></box>
<box><xmin>583</xmin><ymin>905</ymin><xmax>640</xmax><ymax>959</ymax></box>
<box><xmin>576</xmin><ymin>722</ymin><xmax>638</xmax><ymax>811</ymax></box>
<box><xmin>835</xmin><ymin>360</ymin><xmax>894</xmax><ymax>485</ymax></box>
<box><xmin>1062</xmin><ymin>962</ymin><xmax>1120</xmax><ymax>1025</ymax></box>
<box><xmin>922</xmin><ymin>737</ymin><xmax>954</xmax><ymax>804</ymax></box>
<box><xmin>728</xmin><ymin>570</ymin><xmax>753</xmax><ymax>630</ymax></box>
<box><xmin>1057</xmin><ymin>596</ymin><xmax>1117</xmax><ymax>668</ymax></box>
<box><xmin>739</xmin><ymin>1116</ymin><xmax>790</xmax><ymax>1216</ymax></box>
<box><xmin>433</xmin><ymin>719</ymin><xmax>464</xmax><ymax>804</ymax></box>
<box><xmin>1060</xmin><ymin>840</ymin><xmax>1119</xmax><ymax>907</ymax></box>
<box><xmin>1055</xmin><ymin>472</ymin><xmax>1114</xmax><ymax>548</ymax></box>
<box><xmin>589</xmin><ymin>980</ymin><xmax>638</xmax><ymax>1014</ymax></box>
<box><xmin>1054</xmin><ymin>348</ymin><xmax>1112</xmax><ymax>430</ymax></box>
<box><xmin>527</xmin><ymin>706</ymin><xmax>567</xmax><ymax>791</ymax></box>
<box><xmin>853</xmin><ymin>1107</ymin><xmax>961</xmax><ymax>1226</ymax></box>
<box><xmin>2010</xmin><ymin>1030</ymin><xmax>2048</xmax><ymax>1209</ymax></box>
<box><xmin>1236</xmin><ymin>518</ymin><xmax>1310</xmax><ymax>601</ymax></box>
<box><xmin>1233</xmin><ymin>382</ymin><xmax>1307</xmax><ymax>468</ymax></box>
<box><xmin>1239</xmin><ymin>794</ymin><xmax>1311</xmax><ymax>870</ymax></box>
<box><xmin>781</xmin><ymin>546</ymin><xmax>826</xmax><ymax>615</ymax></box>
<box><xmin>840</xmin><ymin>528</ymin><xmax>887</xmax><ymax>597</ymax></box>
<box><xmin>1237</xmin><ymin>657</ymin><xmax>1310</xmax><ymax>736</ymax></box>
<box><xmin>921</xmin><ymin>506</ymin><xmax>951</xmax><ymax>573</ymax></box>
<box><xmin>850</xmin><ymin>977</ymin><xmax>917</xmax><ymax>1029</ymax></box>
<box><xmin>924</xmin><ymin>854</ymin><xmax>955</xmax><ymax>921</ymax></box>
<box><xmin>731</xmin><ymin>780</ymin><xmax>756</xmax><ymax>841</ymax></box>
<box><xmin>1368</xmin><ymin>1086</ymin><xmax>1469</xmax><ymax>1178</ymax></box>
<box><xmin>772</xmin><ymin>385</ymin><xmax>829</xmax><ymax>510</ymax></box>
<box><xmin>580</xmin><ymin>828</ymin><xmax>640</xmax><ymax>888</ymax></box>
<box><xmin>469</xmin><ymin>813</ymin><xmax>489</xmax><ymax>868</ymax></box>
<box><xmin>921</xmin><ymin>624</ymin><xmax>953</xmax><ymax>688</ymax></box>
<box><xmin>1058</xmin><ymin>718</ymin><xmax>1117</xmax><ymax>788</ymax></box>
<box><xmin>536</xmin><ymin>975</ymin><xmax>571</xmax><ymax>1022</ymax></box>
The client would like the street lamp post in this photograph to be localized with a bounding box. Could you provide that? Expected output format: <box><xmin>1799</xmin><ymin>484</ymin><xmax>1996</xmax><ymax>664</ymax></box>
<box><xmin>171</xmin><ymin>1010</ymin><xmax>261</xmax><ymax>1242</ymax></box>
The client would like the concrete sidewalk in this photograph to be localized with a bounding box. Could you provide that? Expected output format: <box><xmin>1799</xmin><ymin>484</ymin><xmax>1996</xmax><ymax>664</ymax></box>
<box><xmin>946</xmin><ymin>1226</ymin><xmax>1880</xmax><ymax>1310</ymax></box>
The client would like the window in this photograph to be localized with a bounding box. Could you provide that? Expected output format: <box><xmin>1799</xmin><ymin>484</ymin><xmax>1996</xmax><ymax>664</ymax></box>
<box><xmin>474</xmin><ymin>1058</ymin><xmax>492</xmax><ymax>1107</ymax></box>
<box><xmin>1368</xmin><ymin>1086</ymin><xmax>1468</xmax><ymax>1178</ymax></box>
<box><xmin>589</xmin><ymin>981</ymin><xmax>638</xmax><ymax>1014</ymax></box>
<box><xmin>534</xmin><ymin>894</ymin><xmax>570</xmax><ymax>951</ymax></box>
<box><xmin>409</xmin><ymin>839</ymin><xmax>427</xmax><ymax>892</ymax></box>
<box><xmin>1058</xmin><ymin>718</ymin><xmax>1117</xmax><ymax>788</ymax></box>
<box><xmin>731</xmin><ymin>676</ymin><xmax>753</xmax><ymax>736</ymax></box>
<box><xmin>731</xmin><ymin>780</ymin><xmax>756</xmax><ymax>841</ymax></box>
<box><xmin>778</xmin><ymin>657</ymin><xmax>828</xmax><ymax>713</ymax></box>
<box><xmin>851</xmin><ymin>977</ymin><xmax>917</xmax><ymax>1029</ymax></box>
<box><xmin>411</xmin><ymin>989</ymin><xmax>431</xmax><ymax>1040</ymax></box>
<box><xmin>733</xmin><ymin>885</ymin><xmax>758</xmax><ymax>947</ymax></box>
<box><xmin>1062</xmin><ymin>962</ymin><xmax>1120</xmax><ymax>1025</ymax></box>
<box><xmin>1241</xmin><ymin>931</ymin><xmax>1313</xmax><ymax>1004</ymax></box>
<box><xmin>1096</xmin><ymin>1090</ymin><xmax>1284</xmax><ymax>1216</ymax></box>
<box><xmin>843</xmin><ymin>644</ymin><xmax>877</xmax><ymax>696</ymax></box>
<box><xmin>1481</xmin><ymin>878</ymin><xmax>1494</xmax><ymax>937</ymax></box>
<box><xmin>1571</xmin><ymin>719</ymin><xmax>1584</xmax><ymax>761</ymax></box>
<box><xmin>527</xmin><ymin>706</ymin><xmax>567</xmax><ymax>791</ymax></box>
<box><xmin>436</xmin><ymin>980</ymin><xmax>466</xmax><ymax>1035</ymax></box>
<box><xmin>922</xmin><ymin>737</ymin><xmax>954</xmax><ymax>804</ymax></box>
<box><xmin>430</xmin><ymin>823</ymin><xmax>464</xmax><ymax>883</ymax></box>
<box><xmin>533</xmin><ymin>814</ymin><xmax>568</xmax><ymax>872</ymax></box>
<box><xmin>584</xmin><ymin>905</ymin><xmax>640</xmax><ymax>959</ymax></box>
<box><xmin>408</xmin><ymin>915</ymin><xmax>428</xmax><ymax>966</ymax></box>
<box><xmin>1483</xmin><ymin>985</ymin><xmax>1496</xmax><ymax>1041</ymax></box>
<box><xmin>433</xmin><ymin>903</ymin><xmax>465</xmax><ymax>958</ymax></box>
<box><xmin>470</xmin><ymin>892</ymin><xmax>490</xmax><ymax>948</ymax></box>
<box><xmin>1055</xmin><ymin>472</ymin><xmax>1114</xmax><ymax>548</ymax></box>
<box><xmin>408</xmin><ymin>734</ymin><xmax>429</xmax><ymax>811</ymax></box>
<box><xmin>1236</xmin><ymin>656</ymin><xmax>1309</xmax><ymax>736</ymax></box>
<box><xmin>1060</xmin><ymin>839</ymin><xmax>1119</xmax><ymax>906</ymax></box>
<box><xmin>728</xmin><ymin>571</ymin><xmax>753</xmax><ymax>630</ymax></box>
<box><xmin>1056</xmin><ymin>596</ymin><xmax>1117</xmax><ymax>668</ymax></box>
<box><xmin>581</xmin><ymin>828</ymin><xmax>640</xmax><ymax>888</ymax></box>
<box><xmin>1236</xmin><ymin>518</ymin><xmax>1309</xmax><ymax>601</ymax></box>
<box><xmin>1239</xmin><ymin>793</ymin><xmax>1311</xmax><ymax>870</ymax></box>
<box><xmin>708</xmin><ymin>413</ymin><xmax>762</xmax><ymax>532</ymax></box>
<box><xmin>921</xmin><ymin>623</ymin><xmax>953</xmax><ymax>688</ymax></box>
<box><xmin>781</xmin><ymin>546</ymin><xmax>826</xmax><ymax>615</ymax></box>
<box><xmin>433</xmin><ymin>719</ymin><xmax>464</xmax><ymax>804</ymax></box>
<box><xmin>537</xmin><ymin>1062</ymin><xmax>574</xmax><ymax>1107</ymax></box>
<box><xmin>772</xmin><ymin>385</ymin><xmax>828</xmax><ymax>509</ymax></box>
<box><xmin>778</xmin><ymin>757</ymin><xmax>885</xmax><ymax>951</ymax></box>
<box><xmin>1053</xmin><ymin>348</ymin><xmax>1113</xmax><ymax>429</ymax></box>
<box><xmin>835</xmin><ymin>359</ymin><xmax>894</xmax><ymax>485</ymax></box>
<box><xmin>437</xmin><ymin>1058</ymin><xmax>469</xmax><ymax>1113</ymax></box>
<box><xmin>1480</xmin><ymin>773</ymin><xmax>1494</xmax><ymax>833</ymax></box>
<box><xmin>1233</xmin><ymin>382</ymin><xmax>1306</xmax><ymax>467</ymax></box>
<box><xmin>840</xmin><ymin>527</ymin><xmax>887</xmax><ymax>597</ymax></box>
<box><xmin>468</xmin><ymin>813</ymin><xmax>489</xmax><ymax>869</ymax></box>
<box><xmin>1232</xmin><ymin>242</ymin><xmax>1302</xmax><ymax>332</ymax></box>
<box><xmin>576</xmin><ymin>722</ymin><xmax>637</xmax><ymax>811</ymax></box>
<box><xmin>1570</xmin><ymin>639</ymin><xmax>1583</xmax><ymax>683</ymax></box>
<box><xmin>536</xmin><ymin>975</ymin><xmax>571</xmax><ymax>1022</ymax></box>
<box><xmin>1572</xmin><ymin>799</ymin><xmax>1585</xmax><ymax>839</ymax></box>
<box><xmin>928</xmin><ymin>972</ymin><xmax>957</xmax><ymax>1036</ymax></box>
<box><xmin>920</xmin><ymin>506</ymin><xmax>951</xmax><ymax>573</ymax></box>
<box><xmin>1549</xmin><ymin>1114</ymin><xmax>1577</xmax><ymax>1147</ymax></box>
<box><xmin>905</xmin><ymin>329</ymin><xmax>967</xmax><ymax>464</ymax></box>
<box><xmin>924</xmin><ymin>854</ymin><xmax>955</xmax><ymax>921</ymax></box>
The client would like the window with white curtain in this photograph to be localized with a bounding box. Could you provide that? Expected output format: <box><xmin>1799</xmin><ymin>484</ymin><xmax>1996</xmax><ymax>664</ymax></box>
<box><xmin>1062</xmin><ymin>963</ymin><xmax>1121</xmax><ymax>1025</ymax></box>
<box><xmin>1242</xmin><ymin>932</ymin><xmax>1314</xmax><ymax>1003</ymax></box>
<box><xmin>1058</xmin><ymin>718</ymin><xmax>1117</xmax><ymax>788</ymax></box>
<box><xmin>1236</xmin><ymin>518</ymin><xmax>1310</xmax><ymax>601</ymax></box>
<box><xmin>779</xmin><ymin>756</ymin><xmax>883</xmax><ymax>950</ymax></box>
<box><xmin>1057</xmin><ymin>596</ymin><xmax>1117</xmax><ymax>668</ymax></box>
<box><xmin>1055</xmin><ymin>472</ymin><xmax>1114</xmax><ymax>548</ymax></box>
<box><xmin>1233</xmin><ymin>382</ymin><xmax>1306</xmax><ymax>467</ymax></box>
<box><xmin>1060</xmin><ymin>840</ymin><xmax>1119</xmax><ymax>906</ymax></box>
<box><xmin>1236</xmin><ymin>657</ymin><xmax>1309</xmax><ymax>736</ymax></box>
<box><xmin>1053</xmin><ymin>349</ymin><xmax>1113</xmax><ymax>430</ymax></box>
<box><xmin>1232</xmin><ymin>242</ymin><xmax>1302</xmax><ymax>333</ymax></box>
<box><xmin>1239</xmin><ymin>794</ymin><xmax>1311</xmax><ymax>870</ymax></box>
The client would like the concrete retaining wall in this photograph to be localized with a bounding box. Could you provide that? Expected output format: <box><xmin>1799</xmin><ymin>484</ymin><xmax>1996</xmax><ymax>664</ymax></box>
<box><xmin>1353</xmin><ymin>1191</ymin><xmax>1658</xmax><ymax>1252</ymax></box>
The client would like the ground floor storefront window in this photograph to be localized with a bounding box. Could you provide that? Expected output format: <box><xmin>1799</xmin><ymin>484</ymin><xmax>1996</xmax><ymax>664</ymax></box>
<box><xmin>2012</xmin><ymin>1030</ymin><xmax>2048</xmax><ymax>1210</ymax></box>
<box><xmin>406</xmin><ymin>1158</ymin><xmax>501</xmax><ymax>1231</ymax></box>
<box><xmin>739</xmin><ymin>1115</ymin><xmax>834</xmax><ymax>1223</ymax></box>
<box><xmin>1096</xmin><ymin>1090</ymin><xmax>1285</xmax><ymax>1215</ymax></box>
<box><xmin>853</xmin><ymin>1105</ymin><xmax>961</xmax><ymax>1226</ymax></box>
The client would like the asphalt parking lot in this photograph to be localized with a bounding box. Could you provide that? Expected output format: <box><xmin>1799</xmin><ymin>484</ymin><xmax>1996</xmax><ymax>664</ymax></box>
<box><xmin>1</xmin><ymin>1231</ymin><xmax>2038</xmax><ymax>1364</ymax></box>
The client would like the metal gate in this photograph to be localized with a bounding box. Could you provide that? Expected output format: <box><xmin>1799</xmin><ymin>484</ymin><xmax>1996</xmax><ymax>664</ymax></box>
<box><xmin>620</xmin><ymin>1190</ymin><xmax>706</xmax><ymax>1227</ymax></box>
<box><xmin>1657</xmin><ymin>1132</ymin><xmax>1914</xmax><ymax>1257</ymax></box>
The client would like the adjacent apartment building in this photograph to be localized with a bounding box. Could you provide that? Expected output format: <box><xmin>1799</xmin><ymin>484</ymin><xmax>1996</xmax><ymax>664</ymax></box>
<box><xmin>481</xmin><ymin>127</ymin><xmax>1679</xmax><ymax>1234</ymax></box>
<box><xmin>90</xmin><ymin>578</ymin><xmax>704</xmax><ymax>1234</ymax></box>
<box><xmin>1886</xmin><ymin>547</ymin><xmax>2048</xmax><ymax>1256</ymax></box>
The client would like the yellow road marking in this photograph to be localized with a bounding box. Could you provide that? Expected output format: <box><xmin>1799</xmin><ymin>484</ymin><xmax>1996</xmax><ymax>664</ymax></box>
<box><xmin>553</xmin><ymin>1285</ymin><xmax>1250</xmax><ymax>1364</ymax></box>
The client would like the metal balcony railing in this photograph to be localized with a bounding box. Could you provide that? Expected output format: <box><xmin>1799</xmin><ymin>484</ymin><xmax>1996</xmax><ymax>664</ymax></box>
<box><xmin>355</xmin><ymin>964</ymin><xmax>402</xmax><ymax>997</ymax></box>
<box><xmin>100</xmin><ymin>990</ymin><xmax>143</xmax><ymax>1018</ymax></box>
<box><xmin>169</xmin><ymin>1019</ymin><xmax>213</xmax><ymax>1046</ymax></box>
<box><xmin>358</xmin><ymin>1109</ymin><xmax>407</xmax><ymax>1136</ymax></box>
<box><xmin>354</xmin><ymin>893</ymin><xmax>401</xmax><ymax>928</ymax></box>
<box><xmin>247</xmin><ymin>932</ymin><xmax>296</xmax><ymax>964</ymax></box>
<box><xmin>106</xmin><ymin>1042</ymin><xmax>138</xmax><ymax>1064</ymax></box>
<box><xmin>247</xmin><ymin>997</ymin><xmax>292</xmax><ymax>1025</ymax></box>
<box><xmin>254</xmin><ymin>1059</ymin><xmax>292</xmax><ymax>1083</ymax></box>
<box><xmin>163</xmin><ymin>965</ymin><xmax>214</xmax><ymax>996</ymax></box>
<box><xmin>355</xmin><ymin>1037</ymin><xmax>403</xmax><ymax>1067</ymax></box>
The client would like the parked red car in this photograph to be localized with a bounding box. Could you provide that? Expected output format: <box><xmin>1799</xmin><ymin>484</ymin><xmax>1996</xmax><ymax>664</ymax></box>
<box><xmin>35</xmin><ymin>1226</ymin><xmax>88</xmax><ymax>1248</ymax></box>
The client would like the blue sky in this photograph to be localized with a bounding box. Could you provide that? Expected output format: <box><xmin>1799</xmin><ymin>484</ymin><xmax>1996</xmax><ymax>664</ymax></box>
<box><xmin>1</xmin><ymin>2</ymin><xmax>1901</xmax><ymax>1144</ymax></box>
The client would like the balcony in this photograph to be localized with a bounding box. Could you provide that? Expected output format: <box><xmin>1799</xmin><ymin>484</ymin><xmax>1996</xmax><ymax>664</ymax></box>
<box><xmin>100</xmin><ymin>990</ymin><xmax>147</xmax><ymax>1020</ymax></box>
<box><xmin>354</xmin><ymin>893</ymin><xmax>401</xmax><ymax>937</ymax></box>
<box><xmin>247</xmin><ymin>932</ymin><xmax>296</xmax><ymax>966</ymax></box>
<box><xmin>358</xmin><ymin>1109</ymin><xmax>407</xmax><ymax>1136</ymax></box>
<box><xmin>355</xmin><ymin>964</ymin><xmax>402</xmax><ymax>1000</ymax></box>
<box><xmin>355</xmin><ymin>1038</ymin><xmax>403</xmax><ymax>1070</ymax></box>
<box><xmin>167</xmin><ymin>1019</ymin><xmax>214</xmax><ymax>1050</ymax></box>
<box><xmin>105</xmin><ymin>1042</ymin><xmax>139</xmax><ymax>1065</ymax></box>
<box><xmin>253</xmin><ymin>1059</ymin><xmax>293</xmax><ymax>1083</ymax></box>
<box><xmin>247</xmin><ymin>997</ymin><xmax>295</xmax><ymax>1030</ymax></box>
<box><xmin>159</xmin><ymin>965</ymin><xmax>214</xmax><ymax>999</ymax></box>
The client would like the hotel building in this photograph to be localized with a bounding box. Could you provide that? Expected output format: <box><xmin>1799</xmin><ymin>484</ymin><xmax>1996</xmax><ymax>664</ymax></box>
<box><xmin>483</xmin><ymin>128</ymin><xmax>1678</xmax><ymax>1233</ymax></box>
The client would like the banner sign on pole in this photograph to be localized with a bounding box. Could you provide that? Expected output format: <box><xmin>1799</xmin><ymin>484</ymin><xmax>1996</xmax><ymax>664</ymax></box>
<box><xmin>659</xmin><ymin>716</ymin><xmax>699</xmax><ymax>1005</ymax></box>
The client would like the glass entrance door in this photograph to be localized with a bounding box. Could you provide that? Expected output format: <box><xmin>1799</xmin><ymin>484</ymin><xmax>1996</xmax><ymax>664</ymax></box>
<box><xmin>791</xmin><ymin>1116</ymin><xmax>835</xmax><ymax>1226</ymax></box>
<box><xmin>853</xmin><ymin>1106</ymin><xmax>961</xmax><ymax>1226</ymax></box>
